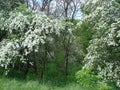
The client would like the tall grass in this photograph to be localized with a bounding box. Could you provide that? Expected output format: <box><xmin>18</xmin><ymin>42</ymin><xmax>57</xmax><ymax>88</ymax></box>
<box><xmin>0</xmin><ymin>77</ymin><xmax>94</xmax><ymax>90</ymax></box>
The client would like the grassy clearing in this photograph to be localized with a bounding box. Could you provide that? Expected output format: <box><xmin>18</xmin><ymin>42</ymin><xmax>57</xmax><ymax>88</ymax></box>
<box><xmin>0</xmin><ymin>78</ymin><xmax>94</xmax><ymax>90</ymax></box>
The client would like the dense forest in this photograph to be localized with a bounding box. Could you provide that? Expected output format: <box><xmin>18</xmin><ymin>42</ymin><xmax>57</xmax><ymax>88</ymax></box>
<box><xmin>0</xmin><ymin>0</ymin><xmax>120</xmax><ymax>90</ymax></box>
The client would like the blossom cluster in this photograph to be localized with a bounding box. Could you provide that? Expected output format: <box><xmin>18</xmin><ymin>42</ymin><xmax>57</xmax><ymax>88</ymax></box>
<box><xmin>0</xmin><ymin>10</ymin><xmax>72</xmax><ymax>73</ymax></box>
<box><xmin>79</xmin><ymin>0</ymin><xmax>120</xmax><ymax>87</ymax></box>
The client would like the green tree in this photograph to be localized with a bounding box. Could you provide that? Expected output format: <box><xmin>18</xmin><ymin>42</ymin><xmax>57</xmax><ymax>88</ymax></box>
<box><xmin>0</xmin><ymin>0</ymin><xmax>25</xmax><ymax>11</ymax></box>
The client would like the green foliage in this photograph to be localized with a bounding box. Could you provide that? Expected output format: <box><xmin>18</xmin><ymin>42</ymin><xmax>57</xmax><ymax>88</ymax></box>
<box><xmin>75</xmin><ymin>68</ymin><xmax>113</xmax><ymax>90</ymax></box>
<box><xmin>7</xmin><ymin>69</ymin><xmax>26</xmax><ymax>79</ymax></box>
<box><xmin>0</xmin><ymin>0</ymin><xmax>25</xmax><ymax>12</ymax></box>
<box><xmin>76</xmin><ymin>68</ymin><xmax>100</xmax><ymax>88</ymax></box>
<box><xmin>76</xmin><ymin>21</ymin><xmax>93</xmax><ymax>54</ymax></box>
<box><xmin>15</xmin><ymin>4</ymin><xmax>32</xmax><ymax>15</ymax></box>
<box><xmin>26</xmin><ymin>73</ymin><xmax>36</xmax><ymax>81</ymax></box>
<box><xmin>98</xmin><ymin>82</ymin><xmax>112</xmax><ymax>90</ymax></box>
<box><xmin>116</xmin><ymin>0</ymin><xmax>120</xmax><ymax>3</ymax></box>
<box><xmin>9</xmin><ymin>34</ymin><xmax>19</xmax><ymax>39</ymax></box>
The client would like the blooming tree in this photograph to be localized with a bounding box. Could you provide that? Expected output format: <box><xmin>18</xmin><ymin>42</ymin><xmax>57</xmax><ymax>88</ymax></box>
<box><xmin>0</xmin><ymin>8</ymin><xmax>70</xmax><ymax>76</ymax></box>
<box><xmin>78</xmin><ymin>0</ymin><xmax>120</xmax><ymax>87</ymax></box>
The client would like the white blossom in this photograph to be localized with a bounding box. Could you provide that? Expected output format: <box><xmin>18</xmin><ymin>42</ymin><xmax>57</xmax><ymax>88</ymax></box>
<box><xmin>0</xmin><ymin>10</ymin><xmax>73</xmax><ymax>74</ymax></box>
<box><xmin>80</xmin><ymin>0</ymin><xmax>120</xmax><ymax>87</ymax></box>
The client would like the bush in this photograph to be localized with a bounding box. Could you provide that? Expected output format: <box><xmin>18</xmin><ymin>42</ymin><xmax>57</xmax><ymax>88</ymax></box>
<box><xmin>98</xmin><ymin>82</ymin><xmax>111</xmax><ymax>90</ymax></box>
<box><xmin>75</xmin><ymin>68</ymin><xmax>112</xmax><ymax>90</ymax></box>
<box><xmin>76</xmin><ymin>68</ymin><xmax>100</xmax><ymax>88</ymax></box>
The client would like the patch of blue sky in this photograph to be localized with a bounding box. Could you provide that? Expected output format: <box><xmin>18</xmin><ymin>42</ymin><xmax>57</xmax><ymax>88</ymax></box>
<box><xmin>36</xmin><ymin>0</ymin><xmax>41</xmax><ymax>2</ymax></box>
<box><xmin>36</xmin><ymin>0</ymin><xmax>82</xmax><ymax>19</ymax></box>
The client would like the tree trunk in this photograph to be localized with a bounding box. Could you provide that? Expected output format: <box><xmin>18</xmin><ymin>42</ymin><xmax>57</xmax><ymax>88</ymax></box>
<box><xmin>41</xmin><ymin>43</ymin><xmax>47</xmax><ymax>80</ymax></box>
<box><xmin>33</xmin><ymin>50</ymin><xmax>38</xmax><ymax>77</ymax></box>
<box><xmin>64</xmin><ymin>46</ymin><xmax>69</xmax><ymax>77</ymax></box>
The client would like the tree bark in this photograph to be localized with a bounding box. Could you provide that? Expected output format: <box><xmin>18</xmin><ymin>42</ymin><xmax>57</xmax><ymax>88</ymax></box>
<box><xmin>33</xmin><ymin>50</ymin><xmax>38</xmax><ymax>77</ymax></box>
<box><xmin>41</xmin><ymin>42</ymin><xmax>47</xmax><ymax>80</ymax></box>
<box><xmin>64</xmin><ymin>46</ymin><xmax>69</xmax><ymax>76</ymax></box>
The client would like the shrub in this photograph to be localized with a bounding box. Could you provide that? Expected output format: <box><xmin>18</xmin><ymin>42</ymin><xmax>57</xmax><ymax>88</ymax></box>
<box><xmin>76</xmin><ymin>68</ymin><xmax>112</xmax><ymax>90</ymax></box>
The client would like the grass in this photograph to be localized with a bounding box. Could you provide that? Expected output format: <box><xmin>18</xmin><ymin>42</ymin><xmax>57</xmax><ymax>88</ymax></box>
<box><xmin>0</xmin><ymin>77</ymin><xmax>95</xmax><ymax>90</ymax></box>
